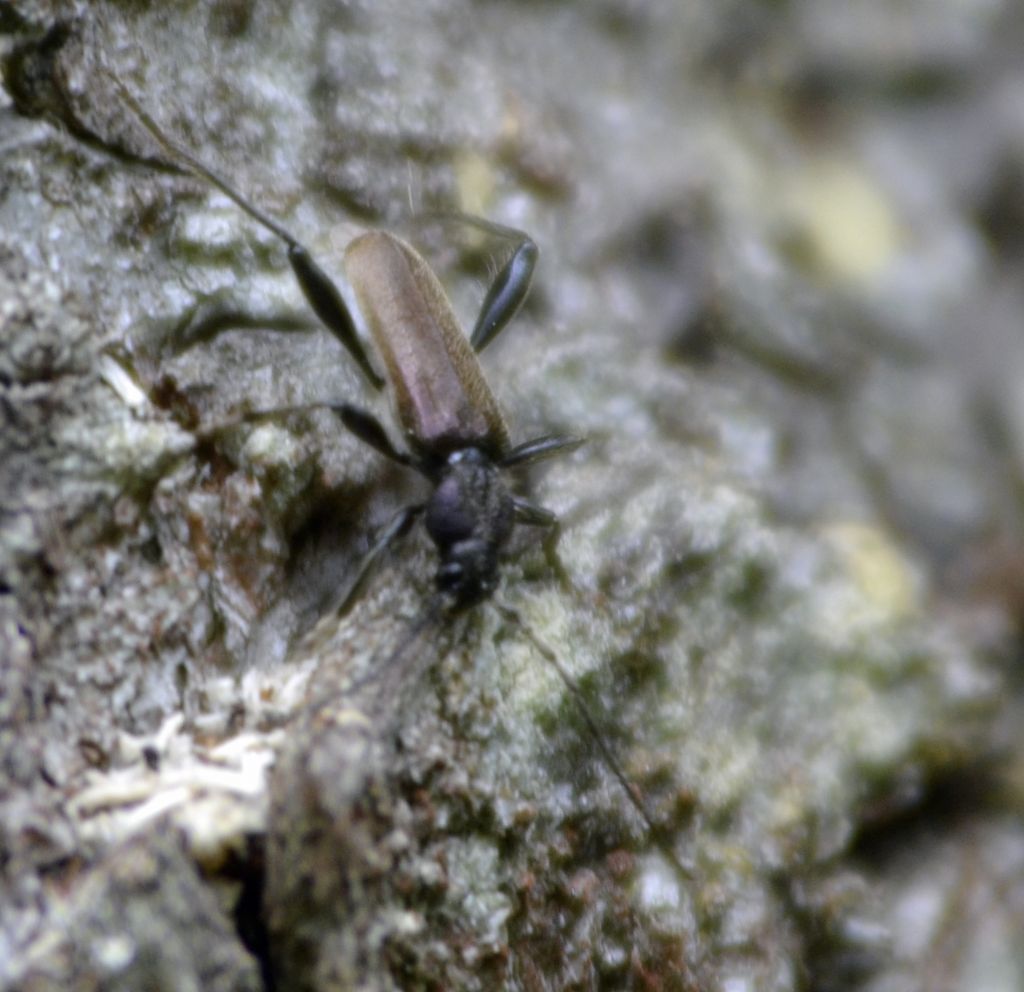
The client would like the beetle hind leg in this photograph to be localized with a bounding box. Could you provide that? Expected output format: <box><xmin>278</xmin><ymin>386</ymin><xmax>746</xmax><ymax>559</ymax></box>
<box><xmin>110</xmin><ymin>72</ymin><xmax>384</xmax><ymax>391</ymax></box>
<box><xmin>430</xmin><ymin>214</ymin><xmax>538</xmax><ymax>353</ymax></box>
<box><xmin>332</xmin><ymin>404</ymin><xmax>416</xmax><ymax>469</ymax></box>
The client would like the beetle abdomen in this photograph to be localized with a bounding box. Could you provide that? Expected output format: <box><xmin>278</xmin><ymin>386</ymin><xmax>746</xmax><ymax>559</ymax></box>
<box><xmin>345</xmin><ymin>231</ymin><xmax>510</xmax><ymax>460</ymax></box>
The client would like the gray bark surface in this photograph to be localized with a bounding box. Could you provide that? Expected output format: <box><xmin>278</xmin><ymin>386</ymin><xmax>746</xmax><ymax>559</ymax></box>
<box><xmin>3</xmin><ymin>2</ymin><xmax>1024</xmax><ymax>989</ymax></box>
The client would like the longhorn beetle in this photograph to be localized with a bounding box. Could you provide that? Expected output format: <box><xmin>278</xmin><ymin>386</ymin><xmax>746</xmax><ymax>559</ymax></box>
<box><xmin>113</xmin><ymin>81</ymin><xmax>583</xmax><ymax>612</ymax></box>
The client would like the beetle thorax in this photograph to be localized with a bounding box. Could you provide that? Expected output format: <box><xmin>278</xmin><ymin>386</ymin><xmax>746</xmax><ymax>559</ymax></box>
<box><xmin>425</xmin><ymin>448</ymin><xmax>514</xmax><ymax>604</ymax></box>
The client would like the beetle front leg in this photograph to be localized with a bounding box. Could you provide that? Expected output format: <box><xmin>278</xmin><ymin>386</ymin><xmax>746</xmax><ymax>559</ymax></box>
<box><xmin>513</xmin><ymin>496</ymin><xmax>573</xmax><ymax>589</ymax></box>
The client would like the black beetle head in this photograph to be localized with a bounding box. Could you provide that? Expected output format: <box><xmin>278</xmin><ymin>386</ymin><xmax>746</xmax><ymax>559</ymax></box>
<box><xmin>424</xmin><ymin>449</ymin><xmax>514</xmax><ymax>606</ymax></box>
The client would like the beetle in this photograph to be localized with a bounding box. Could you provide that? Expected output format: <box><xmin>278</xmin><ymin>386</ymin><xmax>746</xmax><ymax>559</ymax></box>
<box><xmin>114</xmin><ymin>81</ymin><xmax>583</xmax><ymax>611</ymax></box>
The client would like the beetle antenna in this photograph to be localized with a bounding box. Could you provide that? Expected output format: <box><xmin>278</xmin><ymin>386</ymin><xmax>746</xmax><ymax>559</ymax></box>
<box><xmin>343</xmin><ymin>592</ymin><xmax>448</xmax><ymax>719</ymax></box>
<box><xmin>104</xmin><ymin>69</ymin><xmax>299</xmax><ymax>249</ymax></box>
<box><xmin>498</xmin><ymin>603</ymin><xmax>693</xmax><ymax>880</ymax></box>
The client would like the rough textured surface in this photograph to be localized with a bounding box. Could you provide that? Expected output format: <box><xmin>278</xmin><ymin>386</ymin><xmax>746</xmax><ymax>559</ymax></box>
<box><xmin>2</xmin><ymin>1</ymin><xmax>1024</xmax><ymax>990</ymax></box>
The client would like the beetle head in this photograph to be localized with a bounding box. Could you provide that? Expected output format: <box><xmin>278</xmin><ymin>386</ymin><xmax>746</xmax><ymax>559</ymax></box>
<box><xmin>425</xmin><ymin>448</ymin><xmax>514</xmax><ymax>605</ymax></box>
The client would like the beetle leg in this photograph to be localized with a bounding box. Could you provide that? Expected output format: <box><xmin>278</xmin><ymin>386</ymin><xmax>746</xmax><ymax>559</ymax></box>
<box><xmin>512</xmin><ymin>496</ymin><xmax>573</xmax><ymax>588</ymax></box>
<box><xmin>501</xmin><ymin>433</ymin><xmax>585</xmax><ymax>468</ymax></box>
<box><xmin>506</xmin><ymin>436</ymin><xmax>583</xmax><ymax>584</ymax></box>
<box><xmin>332</xmin><ymin>403</ymin><xmax>416</xmax><ymax>468</ymax></box>
<box><xmin>456</xmin><ymin>216</ymin><xmax>538</xmax><ymax>353</ymax></box>
<box><xmin>512</xmin><ymin>496</ymin><xmax>556</xmax><ymax>528</ymax></box>
<box><xmin>333</xmin><ymin>503</ymin><xmax>425</xmax><ymax>616</ymax></box>
<box><xmin>111</xmin><ymin>73</ymin><xmax>384</xmax><ymax>390</ymax></box>
<box><xmin>286</xmin><ymin>246</ymin><xmax>384</xmax><ymax>389</ymax></box>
